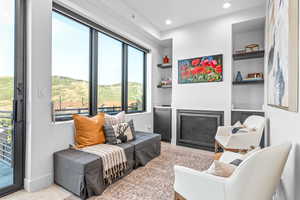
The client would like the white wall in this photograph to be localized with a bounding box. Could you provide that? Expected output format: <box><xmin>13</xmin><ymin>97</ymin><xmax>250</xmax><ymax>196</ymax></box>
<box><xmin>26</xmin><ymin>0</ymin><xmax>162</xmax><ymax>192</ymax></box>
<box><xmin>162</xmin><ymin>6</ymin><xmax>266</xmax><ymax>144</ymax></box>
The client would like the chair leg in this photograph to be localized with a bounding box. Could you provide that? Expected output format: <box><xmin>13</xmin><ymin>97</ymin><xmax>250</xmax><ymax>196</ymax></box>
<box><xmin>175</xmin><ymin>192</ymin><xmax>186</xmax><ymax>200</ymax></box>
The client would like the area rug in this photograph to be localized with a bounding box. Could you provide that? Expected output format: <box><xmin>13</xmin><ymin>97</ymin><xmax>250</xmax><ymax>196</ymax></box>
<box><xmin>65</xmin><ymin>142</ymin><xmax>214</xmax><ymax>200</ymax></box>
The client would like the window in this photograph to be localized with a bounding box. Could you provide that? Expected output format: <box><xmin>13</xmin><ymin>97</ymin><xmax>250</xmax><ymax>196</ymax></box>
<box><xmin>52</xmin><ymin>12</ymin><xmax>90</xmax><ymax>120</ymax></box>
<box><xmin>52</xmin><ymin>4</ymin><xmax>148</xmax><ymax>121</ymax></box>
<box><xmin>127</xmin><ymin>46</ymin><xmax>145</xmax><ymax>112</ymax></box>
<box><xmin>98</xmin><ymin>33</ymin><xmax>122</xmax><ymax>114</ymax></box>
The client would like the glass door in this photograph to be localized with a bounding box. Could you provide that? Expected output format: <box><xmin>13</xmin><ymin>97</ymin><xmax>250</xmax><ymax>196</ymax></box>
<box><xmin>0</xmin><ymin>0</ymin><xmax>25</xmax><ymax>196</ymax></box>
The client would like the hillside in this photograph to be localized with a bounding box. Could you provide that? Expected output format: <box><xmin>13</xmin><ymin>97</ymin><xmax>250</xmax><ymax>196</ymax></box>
<box><xmin>0</xmin><ymin>76</ymin><xmax>143</xmax><ymax>110</ymax></box>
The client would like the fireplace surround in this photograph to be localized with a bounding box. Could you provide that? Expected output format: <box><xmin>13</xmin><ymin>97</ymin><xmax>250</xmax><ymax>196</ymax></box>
<box><xmin>177</xmin><ymin>109</ymin><xmax>224</xmax><ymax>151</ymax></box>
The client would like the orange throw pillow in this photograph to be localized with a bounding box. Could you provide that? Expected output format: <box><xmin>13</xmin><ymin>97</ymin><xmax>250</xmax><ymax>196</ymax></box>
<box><xmin>73</xmin><ymin>113</ymin><xmax>106</xmax><ymax>148</ymax></box>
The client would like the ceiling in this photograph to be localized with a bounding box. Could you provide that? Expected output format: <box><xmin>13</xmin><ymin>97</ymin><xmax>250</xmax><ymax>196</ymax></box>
<box><xmin>122</xmin><ymin>0</ymin><xmax>266</xmax><ymax>31</ymax></box>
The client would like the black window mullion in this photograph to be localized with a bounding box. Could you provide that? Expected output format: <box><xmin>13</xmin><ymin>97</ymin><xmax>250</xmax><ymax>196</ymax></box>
<box><xmin>89</xmin><ymin>29</ymin><xmax>98</xmax><ymax>116</ymax></box>
<box><xmin>122</xmin><ymin>44</ymin><xmax>128</xmax><ymax>112</ymax></box>
<box><xmin>143</xmin><ymin>52</ymin><xmax>147</xmax><ymax>112</ymax></box>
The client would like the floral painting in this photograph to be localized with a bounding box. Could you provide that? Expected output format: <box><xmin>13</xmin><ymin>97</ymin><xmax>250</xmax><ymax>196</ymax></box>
<box><xmin>178</xmin><ymin>54</ymin><xmax>223</xmax><ymax>84</ymax></box>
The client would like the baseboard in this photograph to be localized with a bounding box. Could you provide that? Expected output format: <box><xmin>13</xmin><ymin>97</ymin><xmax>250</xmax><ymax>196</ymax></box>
<box><xmin>24</xmin><ymin>173</ymin><xmax>53</xmax><ymax>192</ymax></box>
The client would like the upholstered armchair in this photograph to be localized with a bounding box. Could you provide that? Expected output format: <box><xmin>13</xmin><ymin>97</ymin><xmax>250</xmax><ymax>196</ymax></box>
<box><xmin>215</xmin><ymin>115</ymin><xmax>265</xmax><ymax>151</ymax></box>
<box><xmin>174</xmin><ymin>143</ymin><xmax>292</xmax><ymax>200</ymax></box>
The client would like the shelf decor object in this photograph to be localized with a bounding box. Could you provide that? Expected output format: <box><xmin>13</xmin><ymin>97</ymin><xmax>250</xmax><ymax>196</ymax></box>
<box><xmin>266</xmin><ymin>0</ymin><xmax>299</xmax><ymax>112</ymax></box>
<box><xmin>178</xmin><ymin>54</ymin><xmax>223</xmax><ymax>84</ymax></box>
<box><xmin>163</xmin><ymin>56</ymin><xmax>170</xmax><ymax>64</ymax></box>
<box><xmin>235</xmin><ymin>71</ymin><xmax>243</xmax><ymax>82</ymax></box>
<box><xmin>233</xmin><ymin>50</ymin><xmax>265</xmax><ymax>60</ymax></box>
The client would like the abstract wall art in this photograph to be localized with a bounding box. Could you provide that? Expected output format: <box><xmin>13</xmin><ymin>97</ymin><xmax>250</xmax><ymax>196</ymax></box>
<box><xmin>266</xmin><ymin>0</ymin><xmax>299</xmax><ymax>112</ymax></box>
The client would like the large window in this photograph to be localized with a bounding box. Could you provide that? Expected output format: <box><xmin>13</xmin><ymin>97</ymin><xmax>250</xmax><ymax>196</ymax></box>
<box><xmin>52</xmin><ymin>5</ymin><xmax>148</xmax><ymax>121</ymax></box>
<box><xmin>52</xmin><ymin>12</ymin><xmax>90</xmax><ymax>120</ymax></box>
<box><xmin>98</xmin><ymin>33</ymin><xmax>122</xmax><ymax>113</ymax></box>
<box><xmin>127</xmin><ymin>46</ymin><xmax>145</xmax><ymax>112</ymax></box>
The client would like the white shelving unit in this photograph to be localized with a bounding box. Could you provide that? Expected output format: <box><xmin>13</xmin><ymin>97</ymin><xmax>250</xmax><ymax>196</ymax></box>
<box><xmin>231</xmin><ymin>18</ymin><xmax>265</xmax><ymax>111</ymax></box>
<box><xmin>155</xmin><ymin>39</ymin><xmax>173</xmax><ymax>107</ymax></box>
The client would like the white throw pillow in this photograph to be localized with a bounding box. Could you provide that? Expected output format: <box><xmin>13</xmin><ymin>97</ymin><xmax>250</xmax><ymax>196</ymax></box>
<box><xmin>105</xmin><ymin>111</ymin><xmax>125</xmax><ymax>126</ymax></box>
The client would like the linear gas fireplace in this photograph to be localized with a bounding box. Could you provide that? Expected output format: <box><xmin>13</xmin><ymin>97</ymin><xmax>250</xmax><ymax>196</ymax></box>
<box><xmin>177</xmin><ymin>109</ymin><xmax>224</xmax><ymax>151</ymax></box>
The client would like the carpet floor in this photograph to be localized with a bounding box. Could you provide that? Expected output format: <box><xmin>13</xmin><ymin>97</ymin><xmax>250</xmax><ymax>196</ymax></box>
<box><xmin>66</xmin><ymin>142</ymin><xmax>214</xmax><ymax>200</ymax></box>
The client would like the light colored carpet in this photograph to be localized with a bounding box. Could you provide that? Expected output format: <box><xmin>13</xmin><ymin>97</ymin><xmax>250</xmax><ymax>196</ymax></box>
<box><xmin>66</xmin><ymin>142</ymin><xmax>214</xmax><ymax>200</ymax></box>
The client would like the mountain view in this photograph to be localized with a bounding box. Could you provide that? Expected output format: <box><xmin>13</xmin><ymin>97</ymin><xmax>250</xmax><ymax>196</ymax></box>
<box><xmin>0</xmin><ymin>76</ymin><xmax>143</xmax><ymax>113</ymax></box>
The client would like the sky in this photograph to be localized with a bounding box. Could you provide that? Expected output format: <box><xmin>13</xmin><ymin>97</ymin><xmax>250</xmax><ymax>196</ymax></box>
<box><xmin>52</xmin><ymin>12</ymin><xmax>144</xmax><ymax>85</ymax></box>
<box><xmin>0</xmin><ymin>0</ymin><xmax>15</xmax><ymax>77</ymax></box>
<box><xmin>0</xmin><ymin>4</ymin><xmax>144</xmax><ymax>86</ymax></box>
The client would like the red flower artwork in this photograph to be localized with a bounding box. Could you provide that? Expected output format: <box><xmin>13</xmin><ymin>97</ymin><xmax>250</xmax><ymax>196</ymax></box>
<box><xmin>216</xmin><ymin>65</ymin><xmax>222</xmax><ymax>73</ymax></box>
<box><xmin>178</xmin><ymin>55</ymin><xmax>223</xmax><ymax>83</ymax></box>
<box><xmin>191</xmin><ymin>59</ymin><xmax>201</xmax><ymax>66</ymax></box>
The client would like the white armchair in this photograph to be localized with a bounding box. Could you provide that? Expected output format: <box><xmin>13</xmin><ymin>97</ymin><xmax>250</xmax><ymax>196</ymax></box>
<box><xmin>215</xmin><ymin>115</ymin><xmax>265</xmax><ymax>151</ymax></box>
<box><xmin>174</xmin><ymin>142</ymin><xmax>292</xmax><ymax>200</ymax></box>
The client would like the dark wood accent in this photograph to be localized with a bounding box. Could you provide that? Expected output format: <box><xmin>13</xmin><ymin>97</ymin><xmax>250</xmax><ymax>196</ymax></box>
<box><xmin>231</xmin><ymin>110</ymin><xmax>265</xmax><ymax>147</ymax></box>
<box><xmin>157</xmin><ymin>85</ymin><xmax>172</xmax><ymax>88</ymax></box>
<box><xmin>233</xmin><ymin>50</ymin><xmax>265</xmax><ymax>60</ymax></box>
<box><xmin>215</xmin><ymin>141</ymin><xmax>248</xmax><ymax>154</ymax></box>
<box><xmin>157</xmin><ymin>63</ymin><xmax>172</xmax><ymax>68</ymax></box>
<box><xmin>175</xmin><ymin>192</ymin><xmax>186</xmax><ymax>200</ymax></box>
<box><xmin>154</xmin><ymin>107</ymin><xmax>172</xmax><ymax>142</ymax></box>
<box><xmin>232</xmin><ymin>79</ymin><xmax>264</xmax><ymax>85</ymax></box>
<box><xmin>177</xmin><ymin>110</ymin><xmax>224</xmax><ymax>151</ymax></box>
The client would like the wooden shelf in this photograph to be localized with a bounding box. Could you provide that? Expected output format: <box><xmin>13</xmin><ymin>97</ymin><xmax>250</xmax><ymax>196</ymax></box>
<box><xmin>157</xmin><ymin>85</ymin><xmax>172</xmax><ymax>88</ymax></box>
<box><xmin>233</xmin><ymin>50</ymin><xmax>265</xmax><ymax>61</ymax></box>
<box><xmin>232</xmin><ymin>80</ymin><xmax>264</xmax><ymax>85</ymax></box>
<box><xmin>157</xmin><ymin>63</ymin><xmax>172</xmax><ymax>69</ymax></box>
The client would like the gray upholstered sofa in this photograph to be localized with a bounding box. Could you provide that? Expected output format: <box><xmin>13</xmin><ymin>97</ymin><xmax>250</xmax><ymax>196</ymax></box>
<box><xmin>54</xmin><ymin>131</ymin><xmax>161</xmax><ymax>199</ymax></box>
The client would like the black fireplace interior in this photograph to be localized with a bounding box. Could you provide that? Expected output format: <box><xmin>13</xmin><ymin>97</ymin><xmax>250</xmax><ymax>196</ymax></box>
<box><xmin>177</xmin><ymin>110</ymin><xmax>224</xmax><ymax>151</ymax></box>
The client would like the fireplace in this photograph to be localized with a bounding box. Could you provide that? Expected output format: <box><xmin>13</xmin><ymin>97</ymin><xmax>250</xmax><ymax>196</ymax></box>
<box><xmin>177</xmin><ymin>110</ymin><xmax>224</xmax><ymax>151</ymax></box>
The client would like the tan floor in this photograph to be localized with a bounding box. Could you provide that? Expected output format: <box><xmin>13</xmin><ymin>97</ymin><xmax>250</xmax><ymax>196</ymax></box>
<box><xmin>1</xmin><ymin>185</ymin><xmax>71</xmax><ymax>200</ymax></box>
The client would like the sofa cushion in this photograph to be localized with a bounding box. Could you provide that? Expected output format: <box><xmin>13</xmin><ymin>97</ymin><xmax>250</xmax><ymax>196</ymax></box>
<box><xmin>129</xmin><ymin>132</ymin><xmax>161</xmax><ymax>167</ymax></box>
<box><xmin>54</xmin><ymin>149</ymin><xmax>105</xmax><ymax>198</ymax></box>
<box><xmin>73</xmin><ymin>113</ymin><xmax>106</xmax><ymax>148</ymax></box>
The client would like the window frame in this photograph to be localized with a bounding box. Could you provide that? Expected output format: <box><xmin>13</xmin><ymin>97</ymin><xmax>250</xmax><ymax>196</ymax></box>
<box><xmin>52</xmin><ymin>3</ymin><xmax>148</xmax><ymax>121</ymax></box>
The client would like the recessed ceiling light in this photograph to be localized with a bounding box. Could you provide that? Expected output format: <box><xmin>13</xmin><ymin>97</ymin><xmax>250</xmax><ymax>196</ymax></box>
<box><xmin>223</xmin><ymin>2</ymin><xmax>231</xmax><ymax>9</ymax></box>
<box><xmin>165</xmin><ymin>19</ymin><xmax>172</xmax><ymax>25</ymax></box>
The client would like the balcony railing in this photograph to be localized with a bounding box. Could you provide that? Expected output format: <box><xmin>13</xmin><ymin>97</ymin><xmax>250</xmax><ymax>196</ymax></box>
<box><xmin>53</xmin><ymin>105</ymin><xmax>139</xmax><ymax>121</ymax></box>
<box><xmin>0</xmin><ymin>111</ymin><xmax>13</xmax><ymax>167</ymax></box>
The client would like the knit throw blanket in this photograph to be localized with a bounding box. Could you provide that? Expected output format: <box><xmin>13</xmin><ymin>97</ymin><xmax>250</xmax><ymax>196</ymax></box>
<box><xmin>80</xmin><ymin>144</ymin><xmax>128</xmax><ymax>184</ymax></box>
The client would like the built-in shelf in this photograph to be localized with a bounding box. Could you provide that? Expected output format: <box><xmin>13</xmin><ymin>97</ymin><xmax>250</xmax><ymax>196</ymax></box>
<box><xmin>233</xmin><ymin>50</ymin><xmax>265</xmax><ymax>61</ymax></box>
<box><xmin>157</xmin><ymin>63</ymin><xmax>172</xmax><ymax>69</ymax></box>
<box><xmin>232</xmin><ymin>79</ymin><xmax>264</xmax><ymax>85</ymax></box>
<box><xmin>231</xmin><ymin>108</ymin><xmax>264</xmax><ymax>113</ymax></box>
<box><xmin>157</xmin><ymin>85</ymin><xmax>172</xmax><ymax>88</ymax></box>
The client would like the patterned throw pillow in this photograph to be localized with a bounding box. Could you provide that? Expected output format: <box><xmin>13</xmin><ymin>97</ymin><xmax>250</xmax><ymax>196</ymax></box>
<box><xmin>207</xmin><ymin>160</ymin><xmax>236</xmax><ymax>177</ymax></box>
<box><xmin>104</xmin><ymin>125</ymin><xmax>118</xmax><ymax>145</ymax></box>
<box><xmin>105</xmin><ymin>111</ymin><xmax>125</xmax><ymax>126</ymax></box>
<box><xmin>112</xmin><ymin>120</ymin><xmax>135</xmax><ymax>143</ymax></box>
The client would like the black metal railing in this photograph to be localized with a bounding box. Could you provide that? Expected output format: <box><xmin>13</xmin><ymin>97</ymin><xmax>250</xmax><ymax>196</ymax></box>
<box><xmin>53</xmin><ymin>105</ymin><xmax>139</xmax><ymax>121</ymax></box>
<box><xmin>0</xmin><ymin>111</ymin><xmax>13</xmax><ymax>167</ymax></box>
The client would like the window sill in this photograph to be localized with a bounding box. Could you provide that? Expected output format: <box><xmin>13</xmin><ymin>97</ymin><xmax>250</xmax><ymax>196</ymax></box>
<box><xmin>52</xmin><ymin>111</ymin><xmax>152</xmax><ymax>125</ymax></box>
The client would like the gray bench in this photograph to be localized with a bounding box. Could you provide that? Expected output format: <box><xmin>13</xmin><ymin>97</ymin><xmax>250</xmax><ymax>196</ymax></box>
<box><xmin>54</xmin><ymin>132</ymin><xmax>161</xmax><ymax>199</ymax></box>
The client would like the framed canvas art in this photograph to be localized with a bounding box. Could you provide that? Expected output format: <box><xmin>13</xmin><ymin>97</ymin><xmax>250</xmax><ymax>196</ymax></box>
<box><xmin>178</xmin><ymin>54</ymin><xmax>223</xmax><ymax>84</ymax></box>
<box><xmin>266</xmin><ymin>0</ymin><xmax>299</xmax><ymax>112</ymax></box>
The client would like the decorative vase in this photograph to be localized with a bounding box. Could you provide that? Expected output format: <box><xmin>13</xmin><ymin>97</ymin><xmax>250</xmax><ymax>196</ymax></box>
<box><xmin>235</xmin><ymin>71</ymin><xmax>243</xmax><ymax>82</ymax></box>
<box><xmin>163</xmin><ymin>56</ymin><xmax>170</xmax><ymax>64</ymax></box>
